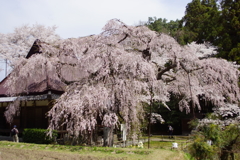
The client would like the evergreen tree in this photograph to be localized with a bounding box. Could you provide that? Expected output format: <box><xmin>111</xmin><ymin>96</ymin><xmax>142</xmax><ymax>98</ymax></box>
<box><xmin>218</xmin><ymin>0</ymin><xmax>240</xmax><ymax>63</ymax></box>
<box><xmin>181</xmin><ymin>0</ymin><xmax>240</xmax><ymax>63</ymax></box>
<box><xmin>180</xmin><ymin>0</ymin><xmax>220</xmax><ymax>44</ymax></box>
<box><xmin>146</xmin><ymin>17</ymin><xmax>186</xmax><ymax>44</ymax></box>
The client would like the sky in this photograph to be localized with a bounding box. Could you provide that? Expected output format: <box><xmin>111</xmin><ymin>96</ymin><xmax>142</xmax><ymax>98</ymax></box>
<box><xmin>0</xmin><ymin>0</ymin><xmax>192</xmax><ymax>80</ymax></box>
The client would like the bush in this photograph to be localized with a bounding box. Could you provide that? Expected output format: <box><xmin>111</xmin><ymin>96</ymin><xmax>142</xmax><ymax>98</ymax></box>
<box><xmin>188</xmin><ymin>135</ymin><xmax>217</xmax><ymax>160</ymax></box>
<box><xmin>23</xmin><ymin>128</ymin><xmax>57</xmax><ymax>144</ymax></box>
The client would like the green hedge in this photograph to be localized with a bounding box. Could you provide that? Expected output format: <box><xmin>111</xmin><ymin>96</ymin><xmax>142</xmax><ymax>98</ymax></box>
<box><xmin>23</xmin><ymin>128</ymin><xmax>57</xmax><ymax>144</ymax></box>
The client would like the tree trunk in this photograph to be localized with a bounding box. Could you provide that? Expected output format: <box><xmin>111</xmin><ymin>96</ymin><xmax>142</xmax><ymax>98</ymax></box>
<box><xmin>103</xmin><ymin>126</ymin><xmax>114</xmax><ymax>147</ymax></box>
<box><xmin>220</xmin><ymin>150</ymin><xmax>229</xmax><ymax>160</ymax></box>
<box><xmin>220</xmin><ymin>148</ymin><xmax>235</xmax><ymax>160</ymax></box>
<box><xmin>220</xmin><ymin>137</ymin><xmax>238</xmax><ymax>160</ymax></box>
<box><xmin>230</xmin><ymin>152</ymin><xmax>235</xmax><ymax>160</ymax></box>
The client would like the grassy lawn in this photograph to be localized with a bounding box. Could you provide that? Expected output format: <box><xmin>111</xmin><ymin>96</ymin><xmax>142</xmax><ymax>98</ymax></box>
<box><xmin>0</xmin><ymin>140</ymin><xmax>191</xmax><ymax>160</ymax></box>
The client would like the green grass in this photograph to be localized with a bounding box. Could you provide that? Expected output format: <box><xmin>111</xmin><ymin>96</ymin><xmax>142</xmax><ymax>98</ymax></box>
<box><xmin>142</xmin><ymin>135</ymin><xmax>193</xmax><ymax>150</ymax></box>
<box><xmin>0</xmin><ymin>140</ymin><xmax>190</xmax><ymax>160</ymax></box>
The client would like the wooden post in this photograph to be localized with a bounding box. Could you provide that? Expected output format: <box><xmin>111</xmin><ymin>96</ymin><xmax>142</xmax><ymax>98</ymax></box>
<box><xmin>5</xmin><ymin>59</ymin><xmax>7</xmax><ymax>77</ymax></box>
<box><xmin>148</xmin><ymin>87</ymin><xmax>153</xmax><ymax>149</ymax></box>
<box><xmin>187</xmin><ymin>72</ymin><xmax>195</xmax><ymax>118</ymax></box>
<box><xmin>24</xmin><ymin>101</ymin><xmax>27</xmax><ymax>128</ymax></box>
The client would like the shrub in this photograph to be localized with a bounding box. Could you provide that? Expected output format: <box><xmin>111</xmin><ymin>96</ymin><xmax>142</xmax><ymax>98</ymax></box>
<box><xmin>188</xmin><ymin>135</ymin><xmax>217</xmax><ymax>160</ymax></box>
<box><xmin>23</xmin><ymin>128</ymin><xmax>57</xmax><ymax>144</ymax></box>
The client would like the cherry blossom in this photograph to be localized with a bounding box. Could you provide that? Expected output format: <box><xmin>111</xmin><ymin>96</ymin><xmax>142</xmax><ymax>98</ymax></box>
<box><xmin>3</xmin><ymin>19</ymin><xmax>240</xmax><ymax>145</ymax></box>
<box><xmin>0</xmin><ymin>24</ymin><xmax>60</xmax><ymax>67</ymax></box>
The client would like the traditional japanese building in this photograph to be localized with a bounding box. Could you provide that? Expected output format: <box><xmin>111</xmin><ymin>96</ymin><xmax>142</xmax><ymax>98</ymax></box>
<box><xmin>0</xmin><ymin>40</ymin><xmax>65</xmax><ymax>135</ymax></box>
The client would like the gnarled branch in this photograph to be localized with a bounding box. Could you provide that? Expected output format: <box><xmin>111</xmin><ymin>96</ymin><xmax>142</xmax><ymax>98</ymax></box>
<box><xmin>157</xmin><ymin>57</ymin><xmax>177</xmax><ymax>80</ymax></box>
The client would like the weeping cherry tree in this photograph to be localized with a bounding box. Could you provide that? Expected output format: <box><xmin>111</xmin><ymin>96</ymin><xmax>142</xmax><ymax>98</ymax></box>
<box><xmin>4</xmin><ymin>19</ymin><xmax>240</xmax><ymax>146</ymax></box>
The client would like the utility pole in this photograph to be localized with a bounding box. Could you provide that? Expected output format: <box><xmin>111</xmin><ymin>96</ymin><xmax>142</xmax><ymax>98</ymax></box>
<box><xmin>5</xmin><ymin>59</ymin><xmax>7</xmax><ymax>77</ymax></box>
<box><xmin>187</xmin><ymin>72</ymin><xmax>195</xmax><ymax>119</ymax></box>
<box><xmin>148</xmin><ymin>87</ymin><xmax>153</xmax><ymax>149</ymax></box>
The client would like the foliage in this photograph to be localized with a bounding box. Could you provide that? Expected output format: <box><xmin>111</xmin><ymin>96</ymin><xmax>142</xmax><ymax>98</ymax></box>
<box><xmin>146</xmin><ymin>17</ymin><xmax>183</xmax><ymax>43</ymax></box>
<box><xmin>181</xmin><ymin>0</ymin><xmax>220</xmax><ymax>43</ymax></box>
<box><xmin>23</xmin><ymin>128</ymin><xmax>57</xmax><ymax>144</ymax></box>
<box><xmin>218</xmin><ymin>0</ymin><xmax>240</xmax><ymax>63</ymax></box>
<box><xmin>146</xmin><ymin>17</ymin><xmax>194</xmax><ymax>46</ymax></box>
<box><xmin>188</xmin><ymin>135</ymin><xmax>217</xmax><ymax>160</ymax></box>
<box><xmin>3</xmin><ymin>19</ymin><xmax>240</xmax><ymax>147</ymax></box>
<box><xmin>187</xmin><ymin>118</ymin><xmax>199</xmax><ymax>130</ymax></box>
<box><xmin>180</xmin><ymin>0</ymin><xmax>240</xmax><ymax>63</ymax></box>
<box><xmin>147</xmin><ymin>1</ymin><xmax>240</xmax><ymax>63</ymax></box>
<box><xmin>198</xmin><ymin>124</ymin><xmax>223</xmax><ymax>146</ymax></box>
<box><xmin>189</xmin><ymin>117</ymin><xmax>240</xmax><ymax>160</ymax></box>
<box><xmin>197</xmin><ymin>103</ymin><xmax>240</xmax><ymax>159</ymax></box>
<box><xmin>219</xmin><ymin>124</ymin><xmax>240</xmax><ymax>160</ymax></box>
